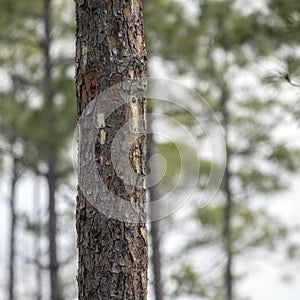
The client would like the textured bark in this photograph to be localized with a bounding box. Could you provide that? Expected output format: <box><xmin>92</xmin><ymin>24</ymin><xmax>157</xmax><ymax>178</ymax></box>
<box><xmin>147</xmin><ymin>118</ymin><xmax>163</xmax><ymax>300</ymax></box>
<box><xmin>75</xmin><ymin>0</ymin><xmax>148</xmax><ymax>299</ymax></box>
<box><xmin>43</xmin><ymin>0</ymin><xmax>62</xmax><ymax>299</ymax></box>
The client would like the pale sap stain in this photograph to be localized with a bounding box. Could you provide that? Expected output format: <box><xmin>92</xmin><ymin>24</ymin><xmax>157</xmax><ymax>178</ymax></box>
<box><xmin>82</xmin><ymin>45</ymin><xmax>88</xmax><ymax>67</ymax></box>
<box><xmin>97</xmin><ymin>112</ymin><xmax>106</xmax><ymax>128</ymax></box>
<box><xmin>99</xmin><ymin>130</ymin><xmax>106</xmax><ymax>145</ymax></box>
<box><xmin>97</xmin><ymin>113</ymin><xmax>106</xmax><ymax>144</ymax></box>
<box><xmin>130</xmin><ymin>97</ymin><xmax>139</xmax><ymax>133</ymax></box>
<box><xmin>132</xmin><ymin>149</ymin><xmax>140</xmax><ymax>174</ymax></box>
<box><xmin>129</xmin><ymin>96</ymin><xmax>141</xmax><ymax>173</ymax></box>
<box><xmin>131</xmin><ymin>0</ymin><xmax>134</xmax><ymax>14</ymax></box>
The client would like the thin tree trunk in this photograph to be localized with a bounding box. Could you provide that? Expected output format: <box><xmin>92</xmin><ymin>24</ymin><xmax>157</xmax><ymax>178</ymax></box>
<box><xmin>47</xmin><ymin>168</ymin><xmax>60</xmax><ymax>300</ymax></box>
<box><xmin>33</xmin><ymin>178</ymin><xmax>42</xmax><ymax>300</ymax></box>
<box><xmin>147</xmin><ymin>115</ymin><xmax>163</xmax><ymax>300</ymax></box>
<box><xmin>75</xmin><ymin>0</ymin><xmax>148</xmax><ymax>298</ymax></box>
<box><xmin>150</xmin><ymin>219</ymin><xmax>163</xmax><ymax>300</ymax></box>
<box><xmin>220</xmin><ymin>87</ymin><xmax>233</xmax><ymax>300</ymax></box>
<box><xmin>43</xmin><ymin>0</ymin><xmax>61</xmax><ymax>299</ymax></box>
<box><xmin>8</xmin><ymin>157</ymin><xmax>18</xmax><ymax>300</ymax></box>
<box><xmin>224</xmin><ymin>164</ymin><xmax>233</xmax><ymax>300</ymax></box>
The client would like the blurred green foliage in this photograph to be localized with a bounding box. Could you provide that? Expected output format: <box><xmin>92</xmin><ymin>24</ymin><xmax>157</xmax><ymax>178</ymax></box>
<box><xmin>144</xmin><ymin>0</ymin><xmax>300</xmax><ymax>299</ymax></box>
<box><xmin>0</xmin><ymin>0</ymin><xmax>76</xmax><ymax>298</ymax></box>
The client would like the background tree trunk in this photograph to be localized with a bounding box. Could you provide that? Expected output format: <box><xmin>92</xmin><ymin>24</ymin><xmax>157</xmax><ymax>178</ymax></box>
<box><xmin>75</xmin><ymin>0</ymin><xmax>148</xmax><ymax>299</ymax></box>
<box><xmin>220</xmin><ymin>85</ymin><xmax>233</xmax><ymax>300</ymax></box>
<box><xmin>43</xmin><ymin>0</ymin><xmax>61</xmax><ymax>299</ymax></box>
<box><xmin>33</xmin><ymin>178</ymin><xmax>42</xmax><ymax>300</ymax></box>
<box><xmin>8</xmin><ymin>156</ymin><xmax>19</xmax><ymax>300</ymax></box>
<box><xmin>147</xmin><ymin>115</ymin><xmax>163</xmax><ymax>300</ymax></box>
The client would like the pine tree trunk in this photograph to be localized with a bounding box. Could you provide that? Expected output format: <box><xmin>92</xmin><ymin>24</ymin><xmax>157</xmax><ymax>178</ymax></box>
<box><xmin>47</xmin><ymin>168</ymin><xmax>61</xmax><ymax>300</ymax></box>
<box><xmin>224</xmin><ymin>166</ymin><xmax>233</xmax><ymax>300</ymax></box>
<box><xmin>8</xmin><ymin>157</ymin><xmax>18</xmax><ymax>300</ymax></box>
<box><xmin>33</xmin><ymin>178</ymin><xmax>42</xmax><ymax>300</ymax></box>
<box><xmin>149</xmin><ymin>219</ymin><xmax>163</xmax><ymax>300</ymax></box>
<box><xmin>75</xmin><ymin>0</ymin><xmax>148</xmax><ymax>299</ymax></box>
<box><xmin>43</xmin><ymin>0</ymin><xmax>61</xmax><ymax>299</ymax></box>
<box><xmin>147</xmin><ymin>118</ymin><xmax>163</xmax><ymax>300</ymax></box>
<box><xmin>220</xmin><ymin>87</ymin><xmax>233</xmax><ymax>300</ymax></box>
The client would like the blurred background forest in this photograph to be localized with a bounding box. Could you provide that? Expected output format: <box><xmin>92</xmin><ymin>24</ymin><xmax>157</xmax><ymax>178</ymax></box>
<box><xmin>1</xmin><ymin>0</ymin><xmax>300</xmax><ymax>299</ymax></box>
